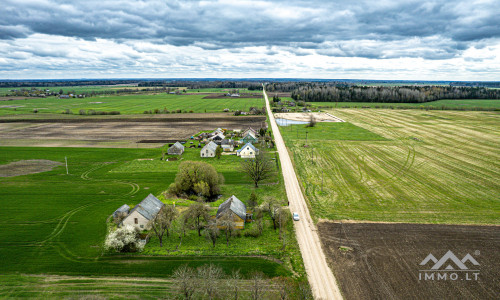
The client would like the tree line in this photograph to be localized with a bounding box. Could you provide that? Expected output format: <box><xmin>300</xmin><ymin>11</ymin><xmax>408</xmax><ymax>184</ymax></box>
<box><xmin>288</xmin><ymin>84</ymin><xmax>500</xmax><ymax>103</ymax></box>
<box><xmin>138</xmin><ymin>80</ymin><xmax>263</xmax><ymax>90</ymax></box>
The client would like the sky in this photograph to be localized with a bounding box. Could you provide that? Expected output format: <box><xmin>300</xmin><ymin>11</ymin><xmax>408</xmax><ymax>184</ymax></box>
<box><xmin>0</xmin><ymin>0</ymin><xmax>499</xmax><ymax>80</ymax></box>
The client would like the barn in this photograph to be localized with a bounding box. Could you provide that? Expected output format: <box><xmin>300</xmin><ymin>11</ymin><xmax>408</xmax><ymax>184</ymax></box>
<box><xmin>201</xmin><ymin>141</ymin><xmax>218</xmax><ymax>157</ymax></box>
<box><xmin>216</xmin><ymin>195</ymin><xmax>249</xmax><ymax>229</ymax></box>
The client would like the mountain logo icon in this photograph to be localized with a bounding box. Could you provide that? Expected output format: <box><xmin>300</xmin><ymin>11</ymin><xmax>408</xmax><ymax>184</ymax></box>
<box><xmin>420</xmin><ymin>250</ymin><xmax>479</xmax><ymax>270</ymax></box>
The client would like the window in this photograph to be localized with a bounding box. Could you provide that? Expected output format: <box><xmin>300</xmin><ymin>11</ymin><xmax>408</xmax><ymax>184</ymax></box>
<box><xmin>134</xmin><ymin>218</ymin><xmax>138</xmax><ymax>224</ymax></box>
<box><xmin>140</xmin><ymin>225</ymin><xmax>144</xmax><ymax>228</ymax></box>
<box><xmin>250</xmin><ymin>152</ymin><xmax>253</xmax><ymax>155</ymax></box>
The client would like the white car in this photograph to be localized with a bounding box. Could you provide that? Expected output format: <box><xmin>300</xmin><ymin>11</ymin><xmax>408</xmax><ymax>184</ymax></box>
<box><xmin>292</xmin><ymin>212</ymin><xmax>300</xmax><ymax>221</ymax></box>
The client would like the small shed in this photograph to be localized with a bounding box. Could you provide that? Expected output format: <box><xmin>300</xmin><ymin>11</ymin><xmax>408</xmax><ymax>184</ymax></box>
<box><xmin>237</xmin><ymin>142</ymin><xmax>259</xmax><ymax>158</ymax></box>
<box><xmin>113</xmin><ymin>204</ymin><xmax>130</xmax><ymax>218</ymax></box>
<box><xmin>216</xmin><ymin>195</ymin><xmax>247</xmax><ymax>229</ymax></box>
<box><xmin>167</xmin><ymin>142</ymin><xmax>185</xmax><ymax>155</ymax></box>
<box><xmin>201</xmin><ymin>141</ymin><xmax>218</xmax><ymax>158</ymax></box>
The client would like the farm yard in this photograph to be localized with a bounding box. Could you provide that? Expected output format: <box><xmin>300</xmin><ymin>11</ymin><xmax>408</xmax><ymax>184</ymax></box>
<box><xmin>0</xmin><ymin>114</ymin><xmax>266</xmax><ymax>148</ymax></box>
<box><xmin>318</xmin><ymin>222</ymin><xmax>500</xmax><ymax>300</ymax></box>
<box><xmin>0</xmin><ymin>93</ymin><xmax>264</xmax><ymax>115</ymax></box>
<box><xmin>280</xmin><ymin>109</ymin><xmax>500</xmax><ymax>224</ymax></box>
<box><xmin>0</xmin><ymin>144</ymin><xmax>303</xmax><ymax>298</ymax></box>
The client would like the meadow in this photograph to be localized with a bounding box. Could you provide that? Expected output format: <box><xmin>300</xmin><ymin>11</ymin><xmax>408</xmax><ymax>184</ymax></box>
<box><xmin>0</xmin><ymin>93</ymin><xmax>264</xmax><ymax>115</ymax></box>
<box><xmin>308</xmin><ymin>99</ymin><xmax>500</xmax><ymax>110</ymax></box>
<box><xmin>280</xmin><ymin>110</ymin><xmax>500</xmax><ymax>224</ymax></box>
<box><xmin>0</xmin><ymin>145</ymin><xmax>296</xmax><ymax>297</ymax></box>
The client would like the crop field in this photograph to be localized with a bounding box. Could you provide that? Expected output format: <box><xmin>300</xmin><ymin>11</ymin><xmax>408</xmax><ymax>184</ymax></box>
<box><xmin>0</xmin><ymin>146</ymin><xmax>294</xmax><ymax>297</ymax></box>
<box><xmin>309</xmin><ymin>99</ymin><xmax>500</xmax><ymax>110</ymax></box>
<box><xmin>0</xmin><ymin>85</ymin><xmax>143</xmax><ymax>96</ymax></box>
<box><xmin>0</xmin><ymin>93</ymin><xmax>264</xmax><ymax>115</ymax></box>
<box><xmin>186</xmin><ymin>88</ymin><xmax>253</xmax><ymax>93</ymax></box>
<box><xmin>318</xmin><ymin>222</ymin><xmax>500</xmax><ymax>300</ymax></box>
<box><xmin>0</xmin><ymin>114</ymin><xmax>266</xmax><ymax>148</ymax></box>
<box><xmin>280</xmin><ymin>109</ymin><xmax>500</xmax><ymax>224</ymax></box>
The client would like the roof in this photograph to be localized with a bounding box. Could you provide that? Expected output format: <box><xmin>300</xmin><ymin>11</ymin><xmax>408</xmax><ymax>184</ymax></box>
<box><xmin>242</xmin><ymin>132</ymin><xmax>257</xmax><ymax>140</ymax></box>
<box><xmin>212</xmin><ymin>133</ymin><xmax>225</xmax><ymax>140</ymax></box>
<box><xmin>170</xmin><ymin>141</ymin><xmax>184</xmax><ymax>150</ymax></box>
<box><xmin>221</xmin><ymin>139</ymin><xmax>234</xmax><ymax>145</ymax></box>
<box><xmin>217</xmin><ymin>195</ymin><xmax>247</xmax><ymax>220</ymax></box>
<box><xmin>128</xmin><ymin>194</ymin><xmax>165</xmax><ymax>221</ymax></box>
<box><xmin>202</xmin><ymin>141</ymin><xmax>218</xmax><ymax>152</ymax></box>
<box><xmin>114</xmin><ymin>204</ymin><xmax>130</xmax><ymax>216</ymax></box>
<box><xmin>237</xmin><ymin>142</ymin><xmax>258</xmax><ymax>153</ymax></box>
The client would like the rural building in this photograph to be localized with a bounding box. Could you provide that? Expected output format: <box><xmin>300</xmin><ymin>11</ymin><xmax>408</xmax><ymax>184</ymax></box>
<box><xmin>59</xmin><ymin>95</ymin><xmax>70</xmax><ymax>99</ymax></box>
<box><xmin>167</xmin><ymin>142</ymin><xmax>185</xmax><ymax>155</ymax></box>
<box><xmin>241</xmin><ymin>132</ymin><xmax>258</xmax><ymax>144</ymax></box>
<box><xmin>113</xmin><ymin>204</ymin><xmax>130</xmax><ymax>218</ymax></box>
<box><xmin>201</xmin><ymin>141</ymin><xmax>218</xmax><ymax>157</ymax></box>
<box><xmin>237</xmin><ymin>142</ymin><xmax>259</xmax><ymax>158</ymax></box>
<box><xmin>211</xmin><ymin>133</ymin><xmax>225</xmax><ymax>144</ymax></box>
<box><xmin>216</xmin><ymin>195</ymin><xmax>249</xmax><ymax>229</ymax></box>
<box><xmin>221</xmin><ymin>139</ymin><xmax>235</xmax><ymax>152</ymax></box>
<box><xmin>243</xmin><ymin>127</ymin><xmax>258</xmax><ymax>137</ymax></box>
<box><xmin>122</xmin><ymin>194</ymin><xmax>165</xmax><ymax>229</ymax></box>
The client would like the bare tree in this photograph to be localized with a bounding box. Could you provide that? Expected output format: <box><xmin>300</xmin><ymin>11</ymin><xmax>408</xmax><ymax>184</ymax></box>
<box><xmin>297</xmin><ymin>281</ymin><xmax>313</xmax><ymax>300</ymax></box>
<box><xmin>113</xmin><ymin>211</ymin><xmax>127</xmax><ymax>225</ymax></box>
<box><xmin>250</xmin><ymin>272</ymin><xmax>266</xmax><ymax>300</ymax></box>
<box><xmin>149</xmin><ymin>205</ymin><xmax>178</xmax><ymax>247</ymax></box>
<box><xmin>197</xmin><ymin>264</ymin><xmax>224</xmax><ymax>300</ymax></box>
<box><xmin>226</xmin><ymin>269</ymin><xmax>241</xmax><ymax>300</ymax></box>
<box><xmin>185</xmin><ymin>202</ymin><xmax>210</xmax><ymax>236</ymax></box>
<box><xmin>254</xmin><ymin>206</ymin><xmax>265</xmax><ymax>236</ymax></box>
<box><xmin>240</xmin><ymin>150</ymin><xmax>275</xmax><ymax>188</ymax></box>
<box><xmin>204</xmin><ymin>220</ymin><xmax>220</xmax><ymax>248</ymax></box>
<box><xmin>173</xmin><ymin>265</ymin><xmax>196</xmax><ymax>300</ymax></box>
<box><xmin>277</xmin><ymin>208</ymin><xmax>289</xmax><ymax>248</ymax></box>
<box><xmin>274</xmin><ymin>276</ymin><xmax>293</xmax><ymax>300</ymax></box>
<box><xmin>218</xmin><ymin>211</ymin><xmax>236</xmax><ymax>246</ymax></box>
<box><xmin>264</xmin><ymin>199</ymin><xmax>279</xmax><ymax>230</ymax></box>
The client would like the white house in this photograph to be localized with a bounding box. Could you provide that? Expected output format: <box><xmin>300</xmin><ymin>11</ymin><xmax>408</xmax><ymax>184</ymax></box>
<box><xmin>122</xmin><ymin>194</ymin><xmax>165</xmax><ymax>230</ymax></box>
<box><xmin>237</xmin><ymin>142</ymin><xmax>259</xmax><ymax>158</ymax></box>
<box><xmin>201</xmin><ymin>141</ymin><xmax>218</xmax><ymax>157</ymax></box>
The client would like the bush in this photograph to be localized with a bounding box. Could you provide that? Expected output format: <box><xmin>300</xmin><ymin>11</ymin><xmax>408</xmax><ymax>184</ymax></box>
<box><xmin>244</xmin><ymin>228</ymin><xmax>261</xmax><ymax>237</ymax></box>
<box><xmin>104</xmin><ymin>225</ymin><xmax>144</xmax><ymax>253</ymax></box>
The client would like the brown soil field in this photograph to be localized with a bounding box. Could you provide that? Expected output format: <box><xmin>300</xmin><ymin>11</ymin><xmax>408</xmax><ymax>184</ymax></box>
<box><xmin>0</xmin><ymin>159</ymin><xmax>63</xmax><ymax>177</ymax></box>
<box><xmin>318</xmin><ymin>222</ymin><xmax>500</xmax><ymax>300</ymax></box>
<box><xmin>0</xmin><ymin>114</ymin><xmax>266</xmax><ymax>148</ymax></box>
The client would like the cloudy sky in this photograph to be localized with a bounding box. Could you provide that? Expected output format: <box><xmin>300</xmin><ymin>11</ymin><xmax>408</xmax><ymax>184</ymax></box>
<box><xmin>1</xmin><ymin>0</ymin><xmax>499</xmax><ymax>80</ymax></box>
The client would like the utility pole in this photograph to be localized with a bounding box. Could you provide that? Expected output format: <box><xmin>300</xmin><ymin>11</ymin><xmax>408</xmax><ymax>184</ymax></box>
<box><xmin>305</xmin><ymin>131</ymin><xmax>308</xmax><ymax>145</ymax></box>
<box><xmin>65</xmin><ymin>156</ymin><xmax>68</xmax><ymax>175</ymax></box>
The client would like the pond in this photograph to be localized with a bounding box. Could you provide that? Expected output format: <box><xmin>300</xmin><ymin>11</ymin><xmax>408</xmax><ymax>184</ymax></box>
<box><xmin>275</xmin><ymin>118</ymin><xmax>309</xmax><ymax>126</ymax></box>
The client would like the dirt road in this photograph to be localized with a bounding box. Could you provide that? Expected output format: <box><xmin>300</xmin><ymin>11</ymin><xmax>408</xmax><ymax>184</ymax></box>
<box><xmin>263</xmin><ymin>89</ymin><xmax>343</xmax><ymax>299</ymax></box>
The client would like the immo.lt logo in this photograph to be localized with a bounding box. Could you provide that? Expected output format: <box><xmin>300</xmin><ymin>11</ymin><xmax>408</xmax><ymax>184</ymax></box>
<box><xmin>419</xmin><ymin>250</ymin><xmax>480</xmax><ymax>281</ymax></box>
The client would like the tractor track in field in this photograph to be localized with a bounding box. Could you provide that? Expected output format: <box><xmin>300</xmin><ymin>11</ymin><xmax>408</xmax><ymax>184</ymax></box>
<box><xmin>28</xmin><ymin>163</ymin><xmax>141</xmax><ymax>262</ymax></box>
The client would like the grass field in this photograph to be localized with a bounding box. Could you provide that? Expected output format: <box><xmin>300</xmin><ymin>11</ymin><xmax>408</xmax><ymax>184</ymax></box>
<box><xmin>0</xmin><ymin>145</ymin><xmax>296</xmax><ymax>297</ymax></box>
<box><xmin>309</xmin><ymin>99</ymin><xmax>500</xmax><ymax>110</ymax></box>
<box><xmin>0</xmin><ymin>85</ymin><xmax>144</xmax><ymax>96</ymax></box>
<box><xmin>0</xmin><ymin>93</ymin><xmax>264</xmax><ymax>115</ymax></box>
<box><xmin>280</xmin><ymin>110</ymin><xmax>500</xmax><ymax>224</ymax></box>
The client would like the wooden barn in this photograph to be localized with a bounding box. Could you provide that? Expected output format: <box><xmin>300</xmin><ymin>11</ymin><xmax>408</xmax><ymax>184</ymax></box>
<box><xmin>216</xmin><ymin>195</ymin><xmax>249</xmax><ymax>229</ymax></box>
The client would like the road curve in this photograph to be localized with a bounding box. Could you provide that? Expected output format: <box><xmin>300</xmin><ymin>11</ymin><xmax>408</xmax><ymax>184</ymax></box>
<box><xmin>263</xmin><ymin>88</ymin><xmax>343</xmax><ymax>300</ymax></box>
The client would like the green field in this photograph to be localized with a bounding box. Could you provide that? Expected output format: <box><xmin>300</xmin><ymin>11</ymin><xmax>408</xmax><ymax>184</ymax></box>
<box><xmin>309</xmin><ymin>99</ymin><xmax>500</xmax><ymax>110</ymax></box>
<box><xmin>281</xmin><ymin>110</ymin><xmax>500</xmax><ymax>224</ymax></box>
<box><xmin>186</xmin><ymin>88</ymin><xmax>254</xmax><ymax>93</ymax></box>
<box><xmin>0</xmin><ymin>85</ymin><xmax>143</xmax><ymax>96</ymax></box>
<box><xmin>0</xmin><ymin>145</ymin><xmax>298</xmax><ymax>297</ymax></box>
<box><xmin>0</xmin><ymin>93</ymin><xmax>264</xmax><ymax>115</ymax></box>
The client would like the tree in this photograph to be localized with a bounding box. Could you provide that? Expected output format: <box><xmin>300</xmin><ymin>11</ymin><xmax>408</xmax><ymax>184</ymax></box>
<box><xmin>306</xmin><ymin>115</ymin><xmax>316</xmax><ymax>127</ymax></box>
<box><xmin>104</xmin><ymin>225</ymin><xmax>144</xmax><ymax>253</ymax></box>
<box><xmin>113</xmin><ymin>211</ymin><xmax>127</xmax><ymax>225</ymax></box>
<box><xmin>250</xmin><ymin>272</ymin><xmax>266</xmax><ymax>300</ymax></box>
<box><xmin>215</xmin><ymin>145</ymin><xmax>222</xmax><ymax>159</ymax></box>
<box><xmin>185</xmin><ymin>202</ymin><xmax>210</xmax><ymax>236</ymax></box>
<box><xmin>197</xmin><ymin>264</ymin><xmax>224</xmax><ymax>299</ymax></box>
<box><xmin>276</xmin><ymin>208</ymin><xmax>289</xmax><ymax>248</ymax></box>
<box><xmin>264</xmin><ymin>199</ymin><xmax>279</xmax><ymax>230</ymax></box>
<box><xmin>173</xmin><ymin>265</ymin><xmax>196</xmax><ymax>300</ymax></box>
<box><xmin>240</xmin><ymin>150</ymin><xmax>274</xmax><ymax>188</ymax></box>
<box><xmin>248</xmin><ymin>192</ymin><xmax>258</xmax><ymax>210</ymax></box>
<box><xmin>204</xmin><ymin>220</ymin><xmax>220</xmax><ymax>248</ymax></box>
<box><xmin>149</xmin><ymin>205</ymin><xmax>178</xmax><ymax>247</ymax></box>
<box><xmin>254</xmin><ymin>206</ymin><xmax>265</xmax><ymax>236</ymax></box>
<box><xmin>226</xmin><ymin>269</ymin><xmax>241</xmax><ymax>300</ymax></box>
<box><xmin>168</xmin><ymin>161</ymin><xmax>224</xmax><ymax>199</ymax></box>
<box><xmin>218</xmin><ymin>211</ymin><xmax>236</xmax><ymax>246</ymax></box>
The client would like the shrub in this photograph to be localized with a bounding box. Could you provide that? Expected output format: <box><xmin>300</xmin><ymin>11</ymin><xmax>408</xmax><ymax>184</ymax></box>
<box><xmin>168</xmin><ymin>161</ymin><xmax>224</xmax><ymax>200</ymax></box>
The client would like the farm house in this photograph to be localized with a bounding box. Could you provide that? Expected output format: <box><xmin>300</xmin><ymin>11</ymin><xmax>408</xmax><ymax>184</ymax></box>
<box><xmin>122</xmin><ymin>194</ymin><xmax>165</xmax><ymax>229</ymax></box>
<box><xmin>221</xmin><ymin>139</ymin><xmax>235</xmax><ymax>152</ymax></box>
<box><xmin>216</xmin><ymin>195</ymin><xmax>250</xmax><ymax>229</ymax></box>
<box><xmin>167</xmin><ymin>142</ymin><xmax>184</xmax><ymax>155</ymax></box>
<box><xmin>200</xmin><ymin>141</ymin><xmax>218</xmax><ymax>157</ymax></box>
<box><xmin>237</xmin><ymin>142</ymin><xmax>259</xmax><ymax>158</ymax></box>
<box><xmin>241</xmin><ymin>132</ymin><xmax>258</xmax><ymax>144</ymax></box>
